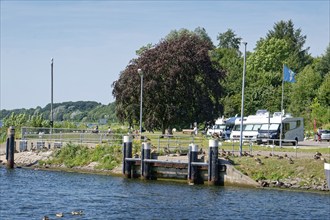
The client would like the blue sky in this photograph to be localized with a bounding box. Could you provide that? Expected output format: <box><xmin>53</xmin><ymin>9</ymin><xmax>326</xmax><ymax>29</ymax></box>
<box><xmin>1</xmin><ymin>0</ymin><xmax>329</xmax><ymax>110</ymax></box>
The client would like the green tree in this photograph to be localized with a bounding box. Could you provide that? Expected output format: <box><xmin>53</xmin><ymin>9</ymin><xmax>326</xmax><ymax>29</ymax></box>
<box><xmin>3</xmin><ymin>113</ymin><xmax>27</xmax><ymax>127</ymax></box>
<box><xmin>210</xmin><ymin>47</ymin><xmax>243</xmax><ymax>116</ymax></box>
<box><xmin>165</xmin><ymin>27</ymin><xmax>214</xmax><ymax>48</ymax></box>
<box><xmin>244</xmin><ymin>71</ymin><xmax>283</xmax><ymax>114</ymax></box>
<box><xmin>265</xmin><ymin>19</ymin><xmax>312</xmax><ymax>72</ymax></box>
<box><xmin>193</xmin><ymin>27</ymin><xmax>214</xmax><ymax>47</ymax></box>
<box><xmin>288</xmin><ymin>65</ymin><xmax>322</xmax><ymax>120</ymax></box>
<box><xmin>28</xmin><ymin>113</ymin><xmax>49</xmax><ymax>127</ymax></box>
<box><xmin>1</xmin><ymin>113</ymin><xmax>28</xmax><ymax>141</ymax></box>
<box><xmin>112</xmin><ymin>29</ymin><xmax>225</xmax><ymax>133</ymax></box>
<box><xmin>136</xmin><ymin>43</ymin><xmax>154</xmax><ymax>56</ymax></box>
<box><xmin>316</xmin><ymin>44</ymin><xmax>330</xmax><ymax>78</ymax></box>
<box><xmin>317</xmin><ymin>73</ymin><xmax>330</xmax><ymax>107</ymax></box>
<box><xmin>247</xmin><ymin>38</ymin><xmax>290</xmax><ymax>73</ymax></box>
<box><xmin>242</xmin><ymin>37</ymin><xmax>291</xmax><ymax>115</ymax></box>
<box><xmin>310</xmin><ymin>98</ymin><xmax>330</xmax><ymax>130</ymax></box>
<box><xmin>210</xmin><ymin>29</ymin><xmax>245</xmax><ymax>116</ymax></box>
<box><xmin>216</xmin><ymin>29</ymin><xmax>242</xmax><ymax>51</ymax></box>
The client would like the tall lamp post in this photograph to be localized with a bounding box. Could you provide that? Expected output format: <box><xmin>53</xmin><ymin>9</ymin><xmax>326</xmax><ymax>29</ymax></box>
<box><xmin>50</xmin><ymin>58</ymin><xmax>54</xmax><ymax>133</ymax></box>
<box><xmin>239</xmin><ymin>42</ymin><xmax>247</xmax><ymax>157</ymax></box>
<box><xmin>138</xmin><ymin>68</ymin><xmax>144</xmax><ymax>136</ymax></box>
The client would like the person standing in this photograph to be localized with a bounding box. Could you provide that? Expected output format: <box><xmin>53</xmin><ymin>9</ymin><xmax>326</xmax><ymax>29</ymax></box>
<box><xmin>193</xmin><ymin>126</ymin><xmax>198</xmax><ymax>136</ymax></box>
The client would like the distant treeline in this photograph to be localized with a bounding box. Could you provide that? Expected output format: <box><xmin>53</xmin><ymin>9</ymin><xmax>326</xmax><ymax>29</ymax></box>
<box><xmin>0</xmin><ymin>101</ymin><xmax>118</xmax><ymax>123</ymax></box>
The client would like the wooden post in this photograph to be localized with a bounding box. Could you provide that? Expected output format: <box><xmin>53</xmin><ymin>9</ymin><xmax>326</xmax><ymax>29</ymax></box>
<box><xmin>325</xmin><ymin>163</ymin><xmax>330</xmax><ymax>190</ymax></box>
<box><xmin>141</xmin><ymin>142</ymin><xmax>151</xmax><ymax>180</ymax></box>
<box><xmin>122</xmin><ymin>135</ymin><xmax>132</xmax><ymax>178</ymax></box>
<box><xmin>208</xmin><ymin>139</ymin><xmax>219</xmax><ymax>185</ymax></box>
<box><xmin>187</xmin><ymin>144</ymin><xmax>192</xmax><ymax>182</ymax></box>
<box><xmin>188</xmin><ymin>143</ymin><xmax>198</xmax><ymax>184</ymax></box>
<box><xmin>6</xmin><ymin>126</ymin><xmax>15</xmax><ymax>169</ymax></box>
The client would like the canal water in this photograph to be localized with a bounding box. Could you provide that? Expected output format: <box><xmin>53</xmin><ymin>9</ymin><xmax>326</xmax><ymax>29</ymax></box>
<box><xmin>0</xmin><ymin>167</ymin><xmax>329</xmax><ymax>220</ymax></box>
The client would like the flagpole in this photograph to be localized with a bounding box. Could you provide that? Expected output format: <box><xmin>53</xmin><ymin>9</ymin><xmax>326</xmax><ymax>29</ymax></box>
<box><xmin>280</xmin><ymin>64</ymin><xmax>284</xmax><ymax>148</ymax></box>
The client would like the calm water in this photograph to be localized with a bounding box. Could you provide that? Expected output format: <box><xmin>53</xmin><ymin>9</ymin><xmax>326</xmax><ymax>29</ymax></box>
<box><xmin>0</xmin><ymin>167</ymin><xmax>329</xmax><ymax>220</ymax></box>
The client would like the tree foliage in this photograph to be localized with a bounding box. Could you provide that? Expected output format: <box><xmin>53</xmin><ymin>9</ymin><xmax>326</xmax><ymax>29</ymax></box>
<box><xmin>216</xmin><ymin>29</ymin><xmax>242</xmax><ymax>51</ymax></box>
<box><xmin>210</xmin><ymin>20</ymin><xmax>328</xmax><ymax>130</ymax></box>
<box><xmin>316</xmin><ymin>44</ymin><xmax>330</xmax><ymax>78</ymax></box>
<box><xmin>112</xmin><ymin>30</ymin><xmax>225</xmax><ymax>133</ymax></box>
<box><xmin>264</xmin><ymin>19</ymin><xmax>312</xmax><ymax>72</ymax></box>
<box><xmin>317</xmin><ymin>73</ymin><xmax>330</xmax><ymax>107</ymax></box>
<box><xmin>0</xmin><ymin>112</ymin><xmax>49</xmax><ymax>141</ymax></box>
<box><xmin>1</xmin><ymin>101</ymin><xmax>118</xmax><ymax>124</ymax></box>
<box><xmin>210</xmin><ymin>47</ymin><xmax>243</xmax><ymax>116</ymax></box>
<box><xmin>247</xmin><ymin>38</ymin><xmax>290</xmax><ymax>73</ymax></box>
<box><xmin>289</xmin><ymin>65</ymin><xmax>322</xmax><ymax>116</ymax></box>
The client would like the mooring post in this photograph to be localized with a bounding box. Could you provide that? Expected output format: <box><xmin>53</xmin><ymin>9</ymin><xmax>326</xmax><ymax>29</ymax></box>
<box><xmin>208</xmin><ymin>139</ymin><xmax>219</xmax><ymax>185</ymax></box>
<box><xmin>188</xmin><ymin>143</ymin><xmax>198</xmax><ymax>184</ymax></box>
<box><xmin>6</xmin><ymin>126</ymin><xmax>15</xmax><ymax>169</ymax></box>
<box><xmin>141</xmin><ymin>142</ymin><xmax>151</xmax><ymax>180</ymax></box>
<box><xmin>188</xmin><ymin>144</ymin><xmax>192</xmax><ymax>182</ymax></box>
<box><xmin>122</xmin><ymin>135</ymin><xmax>133</xmax><ymax>178</ymax></box>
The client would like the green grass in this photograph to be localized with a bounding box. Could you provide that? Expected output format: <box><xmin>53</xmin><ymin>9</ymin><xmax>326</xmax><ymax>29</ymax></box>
<box><xmin>41</xmin><ymin>143</ymin><xmax>122</xmax><ymax>170</ymax></box>
<box><xmin>38</xmin><ymin>134</ymin><xmax>329</xmax><ymax>187</ymax></box>
<box><xmin>219</xmin><ymin>142</ymin><xmax>330</xmax><ymax>155</ymax></box>
<box><xmin>230</xmin><ymin>156</ymin><xmax>326</xmax><ymax>183</ymax></box>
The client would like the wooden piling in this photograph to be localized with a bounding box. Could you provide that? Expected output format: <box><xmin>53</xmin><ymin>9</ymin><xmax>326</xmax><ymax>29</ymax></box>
<box><xmin>141</xmin><ymin>142</ymin><xmax>151</xmax><ymax>180</ymax></box>
<box><xmin>188</xmin><ymin>144</ymin><xmax>198</xmax><ymax>184</ymax></box>
<box><xmin>208</xmin><ymin>139</ymin><xmax>219</xmax><ymax>185</ymax></box>
<box><xmin>6</xmin><ymin>126</ymin><xmax>15</xmax><ymax>169</ymax></box>
<box><xmin>122</xmin><ymin>135</ymin><xmax>133</xmax><ymax>178</ymax></box>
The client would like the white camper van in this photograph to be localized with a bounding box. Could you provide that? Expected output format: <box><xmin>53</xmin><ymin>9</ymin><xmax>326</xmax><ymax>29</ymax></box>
<box><xmin>257</xmin><ymin>113</ymin><xmax>304</xmax><ymax>145</ymax></box>
<box><xmin>230</xmin><ymin>110</ymin><xmax>270</xmax><ymax>142</ymax></box>
<box><xmin>207</xmin><ymin>117</ymin><xmax>227</xmax><ymax>137</ymax></box>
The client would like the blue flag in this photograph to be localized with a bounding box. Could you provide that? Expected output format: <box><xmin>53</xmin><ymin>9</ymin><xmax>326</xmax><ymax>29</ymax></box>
<box><xmin>283</xmin><ymin>65</ymin><xmax>296</xmax><ymax>83</ymax></box>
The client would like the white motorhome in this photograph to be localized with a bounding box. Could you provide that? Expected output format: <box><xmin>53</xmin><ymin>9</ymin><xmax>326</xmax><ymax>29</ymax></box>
<box><xmin>207</xmin><ymin>117</ymin><xmax>227</xmax><ymax>137</ymax></box>
<box><xmin>257</xmin><ymin>112</ymin><xmax>304</xmax><ymax>145</ymax></box>
<box><xmin>230</xmin><ymin>110</ymin><xmax>270</xmax><ymax>142</ymax></box>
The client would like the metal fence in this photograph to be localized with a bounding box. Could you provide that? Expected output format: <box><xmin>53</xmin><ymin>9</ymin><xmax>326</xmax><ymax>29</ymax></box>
<box><xmin>20</xmin><ymin>127</ymin><xmax>205</xmax><ymax>153</ymax></box>
<box><xmin>19</xmin><ymin>127</ymin><xmax>309</xmax><ymax>158</ymax></box>
<box><xmin>21</xmin><ymin>127</ymin><xmax>122</xmax><ymax>145</ymax></box>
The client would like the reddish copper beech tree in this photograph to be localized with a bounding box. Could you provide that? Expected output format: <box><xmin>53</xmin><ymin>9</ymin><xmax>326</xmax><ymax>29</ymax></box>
<box><xmin>112</xmin><ymin>30</ymin><xmax>225</xmax><ymax>134</ymax></box>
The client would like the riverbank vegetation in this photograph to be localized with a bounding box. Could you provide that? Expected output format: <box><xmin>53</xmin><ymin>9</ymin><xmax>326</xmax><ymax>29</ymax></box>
<box><xmin>38</xmin><ymin>140</ymin><xmax>143</xmax><ymax>170</ymax></box>
<box><xmin>231</xmin><ymin>156</ymin><xmax>326</xmax><ymax>185</ymax></box>
<box><xmin>39</xmin><ymin>143</ymin><xmax>122</xmax><ymax>170</ymax></box>
<box><xmin>35</xmin><ymin>141</ymin><xmax>329</xmax><ymax>191</ymax></box>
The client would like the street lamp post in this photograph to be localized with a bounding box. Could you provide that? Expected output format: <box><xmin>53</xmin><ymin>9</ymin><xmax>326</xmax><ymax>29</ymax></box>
<box><xmin>50</xmin><ymin>58</ymin><xmax>54</xmax><ymax>133</ymax></box>
<box><xmin>239</xmin><ymin>42</ymin><xmax>247</xmax><ymax>157</ymax></box>
<box><xmin>138</xmin><ymin>68</ymin><xmax>144</xmax><ymax>136</ymax></box>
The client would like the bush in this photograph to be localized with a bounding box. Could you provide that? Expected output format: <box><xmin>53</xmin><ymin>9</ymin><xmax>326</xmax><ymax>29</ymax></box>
<box><xmin>47</xmin><ymin>143</ymin><xmax>122</xmax><ymax>169</ymax></box>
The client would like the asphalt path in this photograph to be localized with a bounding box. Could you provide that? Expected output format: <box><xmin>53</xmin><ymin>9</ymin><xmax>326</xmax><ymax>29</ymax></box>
<box><xmin>298</xmin><ymin>139</ymin><xmax>330</xmax><ymax>149</ymax></box>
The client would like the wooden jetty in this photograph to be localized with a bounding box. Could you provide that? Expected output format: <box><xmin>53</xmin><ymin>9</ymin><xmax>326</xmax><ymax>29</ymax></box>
<box><xmin>122</xmin><ymin>136</ymin><xmax>248</xmax><ymax>186</ymax></box>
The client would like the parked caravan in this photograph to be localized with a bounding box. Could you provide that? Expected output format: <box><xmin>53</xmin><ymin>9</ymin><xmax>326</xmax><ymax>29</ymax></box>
<box><xmin>223</xmin><ymin>116</ymin><xmax>239</xmax><ymax>140</ymax></box>
<box><xmin>230</xmin><ymin>110</ymin><xmax>270</xmax><ymax>142</ymax></box>
<box><xmin>206</xmin><ymin>117</ymin><xmax>227</xmax><ymax>137</ymax></box>
<box><xmin>230</xmin><ymin>117</ymin><xmax>246</xmax><ymax>141</ymax></box>
<box><xmin>257</xmin><ymin>113</ymin><xmax>304</xmax><ymax>145</ymax></box>
<box><xmin>207</xmin><ymin>116</ymin><xmax>239</xmax><ymax>140</ymax></box>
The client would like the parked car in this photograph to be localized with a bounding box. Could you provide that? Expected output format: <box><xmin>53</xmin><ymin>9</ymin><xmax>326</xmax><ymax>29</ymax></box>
<box><xmin>320</xmin><ymin>130</ymin><xmax>330</xmax><ymax>142</ymax></box>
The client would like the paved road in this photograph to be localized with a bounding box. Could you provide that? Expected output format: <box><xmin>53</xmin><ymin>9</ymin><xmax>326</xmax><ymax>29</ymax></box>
<box><xmin>298</xmin><ymin>139</ymin><xmax>330</xmax><ymax>148</ymax></box>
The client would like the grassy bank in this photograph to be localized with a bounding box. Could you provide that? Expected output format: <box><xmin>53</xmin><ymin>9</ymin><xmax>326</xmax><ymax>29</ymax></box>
<box><xmin>37</xmin><ymin>139</ymin><xmax>329</xmax><ymax>190</ymax></box>
<box><xmin>39</xmin><ymin>143</ymin><xmax>123</xmax><ymax>170</ymax></box>
<box><xmin>230</xmin><ymin>156</ymin><xmax>326</xmax><ymax>184</ymax></box>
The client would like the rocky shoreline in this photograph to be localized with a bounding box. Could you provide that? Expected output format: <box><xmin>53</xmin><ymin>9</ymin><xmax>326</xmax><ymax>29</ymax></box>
<box><xmin>1</xmin><ymin>150</ymin><xmax>329</xmax><ymax>192</ymax></box>
<box><xmin>258</xmin><ymin>178</ymin><xmax>329</xmax><ymax>191</ymax></box>
<box><xmin>0</xmin><ymin>150</ymin><xmax>122</xmax><ymax>175</ymax></box>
